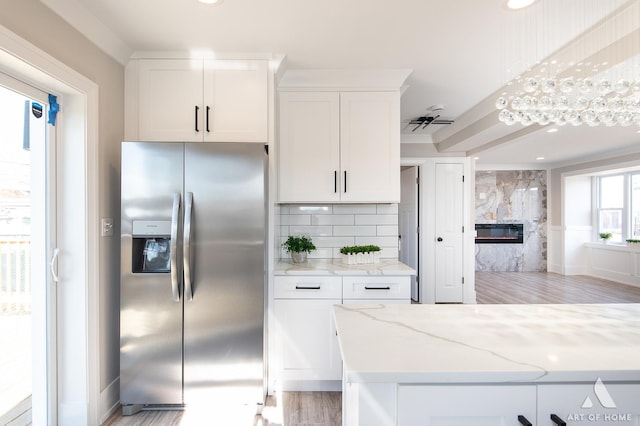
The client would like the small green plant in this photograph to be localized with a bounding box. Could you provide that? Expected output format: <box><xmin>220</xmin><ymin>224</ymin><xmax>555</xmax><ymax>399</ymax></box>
<box><xmin>282</xmin><ymin>235</ymin><xmax>316</xmax><ymax>253</ymax></box>
<box><xmin>340</xmin><ymin>245</ymin><xmax>381</xmax><ymax>255</ymax></box>
<box><xmin>626</xmin><ymin>239</ymin><xmax>640</xmax><ymax>244</ymax></box>
<box><xmin>599</xmin><ymin>232</ymin><xmax>613</xmax><ymax>240</ymax></box>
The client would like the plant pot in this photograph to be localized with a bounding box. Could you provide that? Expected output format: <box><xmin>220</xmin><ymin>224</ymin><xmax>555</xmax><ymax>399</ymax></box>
<box><xmin>341</xmin><ymin>251</ymin><xmax>381</xmax><ymax>265</ymax></box>
<box><xmin>291</xmin><ymin>252</ymin><xmax>308</xmax><ymax>263</ymax></box>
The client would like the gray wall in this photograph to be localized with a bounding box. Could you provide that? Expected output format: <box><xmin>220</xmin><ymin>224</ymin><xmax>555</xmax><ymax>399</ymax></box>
<box><xmin>0</xmin><ymin>0</ymin><xmax>124</xmax><ymax>393</ymax></box>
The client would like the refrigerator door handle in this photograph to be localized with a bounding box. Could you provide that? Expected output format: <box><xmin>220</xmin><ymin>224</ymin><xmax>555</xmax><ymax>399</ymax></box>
<box><xmin>170</xmin><ymin>193</ymin><xmax>181</xmax><ymax>302</ymax></box>
<box><xmin>184</xmin><ymin>192</ymin><xmax>194</xmax><ymax>301</ymax></box>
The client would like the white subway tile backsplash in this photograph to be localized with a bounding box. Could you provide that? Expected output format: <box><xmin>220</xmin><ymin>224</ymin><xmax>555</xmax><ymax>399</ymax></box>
<box><xmin>288</xmin><ymin>205</ymin><xmax>333</xmax><ymax>215</ymax></box>
<box><xmin>308</xmin><ymin>248</ymin><xmax>334</xmax><ymax>259</ymax></box>
<box><xmin>279</xmin><ymin>204</ymin><xmax>399</xmax><ymax>260</ymax></box>
<box><xmin>332</xmin><ymin>204</ymin><xmax>377</xmax><ymax>214</ymax></box>
<box><xmin>312</xmin><ymin>214</ymin><xmax>355</xmax><ymax>226</ymax></box>
<box><xmin>355</xmin><ymin>214</ymin><xmax>398</xmax><ymax>225</ymax></box>
<box><xmin>312</xmin><ymin>236</ymin><xmax>356</xmax><ymax>248</ymax></box>
<box><xmin>281</xmin><ymin>214</ymin><xmax>311</xmax><ymax>226</ymax></box>
<box><xmin>355</xmin><ymin>236</ymin><xmax>399</xmax><ymax>247</ymax></box>
<box><xmin>380</xmin><ymin>247</ymin><xmax>400</xmax><ymax>258</ymax></box>
<box><xmin>377</xmin><ymin>225</ymin><xmax>398</xmax><ymax>236</ymax></box>
<box><xmin>377</xmin><ymin>204</ymin><xmax>399</xmax><ymax>214</ymax></box>
<box><xmin>288</xmin><ymin>225</ymin><xmax>333</xmax><ymax>237</ymax></box>
<box><xmin>333</xmin><ymin>225</ymin><xmax>377</xmax><ymax>237</ymax></box>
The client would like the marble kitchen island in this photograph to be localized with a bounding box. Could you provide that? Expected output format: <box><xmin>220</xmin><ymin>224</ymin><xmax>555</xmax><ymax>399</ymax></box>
<box><xmin>333</xmin><ymin>303</ymin><xmax>640</xmax><ymax>426</ymax></box>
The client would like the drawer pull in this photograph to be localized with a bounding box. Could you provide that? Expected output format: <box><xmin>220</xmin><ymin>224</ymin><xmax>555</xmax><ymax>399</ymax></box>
<box><xmin>364</xmin><ymin>286</ymin><xmax>391</xmax><ymax>290</ymax></box>
<box><xmin>517</xmin><ymin>415</ymin><xmax>532</xmax><ymax>426</ymax></box>
<box><xmin>550</xmin><ymin>414</ymin><xmax>566</xmax><ymax>426</ymax></box>
<box><xmin>295</xmin><ymin>285</ymin><xmax>321</xmax><ymax>290</ymax></box>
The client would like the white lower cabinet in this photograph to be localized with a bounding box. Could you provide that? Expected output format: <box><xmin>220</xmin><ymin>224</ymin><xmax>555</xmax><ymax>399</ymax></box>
<box><xmin>537</xmin><ymin>383</ymin><xmax>640</xmax><ymax>425</ymax></box>
<box><xmin>342</xmin><ymin>276</ymin><xmax>411</xmax><ymax>302</ymax></box>
<box><xmin>272</xmin><ymin>274</ymin><xmax>411</xmax><ymax>391</ymax></box>
<box><xmin>397</xmin><ymin>385</ymin><xmax>537</xmax><ymax>426</ymax></box>
<box><xmin>273</xmin><ymin>276</ymin><xmax>342</xmax><ymax>390</ymax></box>
<box><xmin>386</xmin><ymin>382</ymin><xmax>640</xmax><ymax>426</ymax></box>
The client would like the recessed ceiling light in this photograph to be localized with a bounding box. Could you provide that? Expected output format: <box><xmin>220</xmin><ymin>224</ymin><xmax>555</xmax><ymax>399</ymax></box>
<box><xmin>536</xmin><ymin>156</ymin><xmax>545</xmax><ymax>161</ymax></box>
<box><xmin>198</xmin><ymin>0</ymin><xmax>223</xmax><ymax>4</ymax></box>
<box><xmin>474</xmin><ymin>157</ymin><xmax>480</xmax><ymax>160</ymax></box>
<box><xmin>547</xmin><ymin>128</ymin><xmax>558</xmax><ymax>133</ymax></box>
<box><xmin>506</xmin><ymin>0</ymin><xmax>536</xmax><ymax>10</ymax></box>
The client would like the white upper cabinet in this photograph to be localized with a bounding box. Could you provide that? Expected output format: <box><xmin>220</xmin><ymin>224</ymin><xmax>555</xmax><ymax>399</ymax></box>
<box><xmin>339</xmin><ymin>92</ymin><xmax>400</xmax><ymax>203</ymax></box>
<box><xmin>278</xmin><ymin>92</ymin><xmax>341</xmax><ymax>202</ymax></box>
<box><xmin>128</xmin><ymin>58</ymin><xmax>268</xmax><ymax>142</ymax></box>
<box><xmin>278</xmin><ymin>90</ymin><xmax>400</xmax><ymax>203</ymax></box>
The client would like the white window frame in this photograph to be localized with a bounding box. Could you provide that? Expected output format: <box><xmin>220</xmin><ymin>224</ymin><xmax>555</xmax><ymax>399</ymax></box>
<box><xmin>594</xmin><ymin>172</ymin><xmax>640</xmax><ymax>242</ymax></box>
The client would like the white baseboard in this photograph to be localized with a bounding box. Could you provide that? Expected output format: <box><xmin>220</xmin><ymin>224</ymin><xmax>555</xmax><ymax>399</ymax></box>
<box><xmin>588</xmin><ymin>269</ymin><xmax>640</xmax><ymax>289</ymax></box>
<box><xmin>547</xmin><ymin>263</ymin><xmax>562</xmax><ymax>274</ymax></box>
<box><xmin>59</xmin><ymin>402</ymin><xmax>88</xmax><ymax>425</ymax></box>
<box><xmin>100</xmin><ymin>377</ymin><xmax>120</xmax><ymax>424</ymax></box>
<box><xmin>563</xmin><ymin>265</ymin><xmax>589</xmax><ymax>275</ymax></box>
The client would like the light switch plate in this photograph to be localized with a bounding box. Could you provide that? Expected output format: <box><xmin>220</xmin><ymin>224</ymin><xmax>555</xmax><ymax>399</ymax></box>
<box><xmin>101</xmin><ymin>217</ymin><xmax>114</xmax><ymax>237</ymax></box>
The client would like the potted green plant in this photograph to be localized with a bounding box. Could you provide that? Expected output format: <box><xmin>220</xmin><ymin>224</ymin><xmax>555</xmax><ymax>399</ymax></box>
<box><xmin>282</xmin><ymin>235</ymin><xmax>316</xmax><ymax>263</ymax></box>
<box><xmin>340</xmin><ymin>245</ymin><xmax>381</xmax><ymax>264</ymax></box>
<box><xmin>599</xmin><ymin>232</ymin><xmax>613</xmax><ymax>243</ymax></box>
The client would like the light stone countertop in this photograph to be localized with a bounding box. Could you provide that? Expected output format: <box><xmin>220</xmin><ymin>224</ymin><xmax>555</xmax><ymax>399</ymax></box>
<box><xmin>333</xmin><ymin>303</ymin><xmax>640</xmax><ymax>384</ymax></box>
<box><xmin>274</xmin><ymin>259</ymin><xmax>416</xmax><ymax>276</ymax></box>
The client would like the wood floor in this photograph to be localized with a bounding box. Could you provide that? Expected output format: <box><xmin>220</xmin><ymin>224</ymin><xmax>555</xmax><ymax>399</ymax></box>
<box><xmin>475</xmin><ymin>272</ymin><xmax>640</xmax><ymax>304</ymax></box>
<box><xmin>103</xmin><ymin>273</ymin><xmax>640</xmax><ymax>425</ymax></box>
<box><xmin>103</xmin><ymin>392</ymin><xmax>341</xmax><ymax>426</ymax></box>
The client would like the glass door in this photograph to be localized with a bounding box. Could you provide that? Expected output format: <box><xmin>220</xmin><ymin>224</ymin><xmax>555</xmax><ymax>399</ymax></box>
<box><xmin>0</xmin><ymin>75</ymin><xmax>56</xmax><ymax>424</ymax></box>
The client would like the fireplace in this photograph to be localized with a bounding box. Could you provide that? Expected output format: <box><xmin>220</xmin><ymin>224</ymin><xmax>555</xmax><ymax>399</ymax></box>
<box><xmin>475</xmin><ymin>223</ymin><xmax>523</xmax><ymax>244</ymax></box>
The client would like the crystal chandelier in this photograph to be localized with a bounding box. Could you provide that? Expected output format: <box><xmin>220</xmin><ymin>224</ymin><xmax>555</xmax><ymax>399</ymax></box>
<box><xmin>496</xmin><ymin>75</ymin><xmax>640</xmax><ymax>127</ymax></box>
<box><xmin>495</xmin><ymin>0</ymin><xmax>640</xmax><ymax>128</ymax></box>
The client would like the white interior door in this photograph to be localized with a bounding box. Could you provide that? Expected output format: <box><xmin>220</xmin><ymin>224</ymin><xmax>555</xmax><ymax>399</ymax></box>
<box><xmin>434</xmin><ymin>163</ymin><xmax>464</xmax><ymax>303</ymax></box>
<box><xmin>399</xmin><ymin>167</ymin><xmax>419</xmax><ymax>302</ymax></box>
<box><xmin>0</xmin><ymin>74</ymin><xmax>56</xmax><ymax>425</ymax></box>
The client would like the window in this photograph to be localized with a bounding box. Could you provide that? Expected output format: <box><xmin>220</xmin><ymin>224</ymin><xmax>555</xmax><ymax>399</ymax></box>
<box><xmin>595</xmin><ymin>172</ymin><xmax>640</xmax><ymax>242</ymax></box>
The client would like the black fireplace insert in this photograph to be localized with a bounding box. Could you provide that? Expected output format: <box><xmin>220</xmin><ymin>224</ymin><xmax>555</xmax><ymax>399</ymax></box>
<box><xmin>475</xmin><ymin>223</ymin><xmax>523</xmax><ymax>244</ymax></box>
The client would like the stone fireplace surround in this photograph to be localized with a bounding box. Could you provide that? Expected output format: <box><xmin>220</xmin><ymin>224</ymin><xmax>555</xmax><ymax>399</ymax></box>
<box><xmin>475</xmin><ymin>170</ymin><xmax>547</xmax><ymax>272</ymax></box>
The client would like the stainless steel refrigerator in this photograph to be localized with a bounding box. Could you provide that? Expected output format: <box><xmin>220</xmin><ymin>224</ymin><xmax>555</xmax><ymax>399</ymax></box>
<box><xmin>120</xmin><ymin>142</ymin><xmax>266</xmax><ymax>415</ymax></box>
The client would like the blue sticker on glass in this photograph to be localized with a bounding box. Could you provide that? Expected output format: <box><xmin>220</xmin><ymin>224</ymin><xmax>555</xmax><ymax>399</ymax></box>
<box><xmin>31</xmin><ymin>102</ymin><xmax>43</xmax><ymax>119</ymax></box>
<box><xmin>48</xmin><ymin>94</ymin><xmax>59</xmax><ymax>125</ymax></box>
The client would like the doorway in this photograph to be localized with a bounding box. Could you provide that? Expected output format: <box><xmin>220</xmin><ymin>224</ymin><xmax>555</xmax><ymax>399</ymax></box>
<box><xmin>0</xmin><ymin>77</ymin><xmax>56</xmax><ymax>425</ymax></box>
<box><xmin>399</xmin><ymin>166</ymin><xmax>419</xmax><ymax>302</ymax></box>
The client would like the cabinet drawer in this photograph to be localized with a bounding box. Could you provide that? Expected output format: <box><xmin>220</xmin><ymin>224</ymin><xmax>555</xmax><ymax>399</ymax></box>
<box><xmin>343</xmin><ymin>299</ymin><xmax>410</xmax><ymax>305</ymax></box>
<box><xmin>274</xmin><ymin>276</ymin><xmax>342</xmax><ymax>299</ymax></box>
<box><xmin>342</xmin><ymin>276</ymin><xmax>410</xmax><ymax>300</ymax></box>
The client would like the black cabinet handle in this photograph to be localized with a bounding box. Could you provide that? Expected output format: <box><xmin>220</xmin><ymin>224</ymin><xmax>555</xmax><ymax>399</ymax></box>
<box><xmin>295</xmin><ymin>285</ymin><xmax>321</xmax><ymax>290</ymax></box>
<box><xmin>437</xmin><ymin>237</ymin><xmax>443</xmax><ymax>242</ymax></box>
<box><xmin>334</xmin><ymin>171</ymin><xmax>337</xmax><ymax>193</ymax></box>
<box><xmin>551</xmin><ymin>414</ymin><xmax>566</xmax><ymax>426</ymax></box>
<box><xmin>194</xmin><ymin>105</ymin><xmax>200</xmax><ymax>132</ymax></box>
<box><xmin>344</xmin><ymin>171</ymin><xmax>347</xmax><ymax>193</ymax></box>
<box><xmin>517</xmin><ymin>415</ymin><xmax>532</xmax><ymax>426</ymax></box>
<box><xmin>364</xmin><ymin>286</ymin><xmax>391</xmax><ymax>290</ymax></box>
<box><xmin>206</xmin><ymin>106</ymin><xmax>211</xmax><ymax>132</ymax></box>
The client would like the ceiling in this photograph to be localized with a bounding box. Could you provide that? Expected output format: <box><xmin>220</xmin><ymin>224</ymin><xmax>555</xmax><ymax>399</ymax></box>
<box><xmin>40</xmin><ymin>0</ymin><xmax>640</xmax><ymax>168</ymax></box>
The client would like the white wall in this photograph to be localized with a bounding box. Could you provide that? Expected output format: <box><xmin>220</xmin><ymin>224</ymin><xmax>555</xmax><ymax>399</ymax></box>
<box><xmin>0</xmin><ymin>0</ymin><xmax>124</xmax><ymax>420</ymax></box>
<box><xmin>585</xmin><ymin>243</ymin><xmax>640</xmax><ymax>288</ymax></box>
<box><xmin>562</xmin><ymin>174</ymin><xmax>592</xmax><ymax>274</ymax></box>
